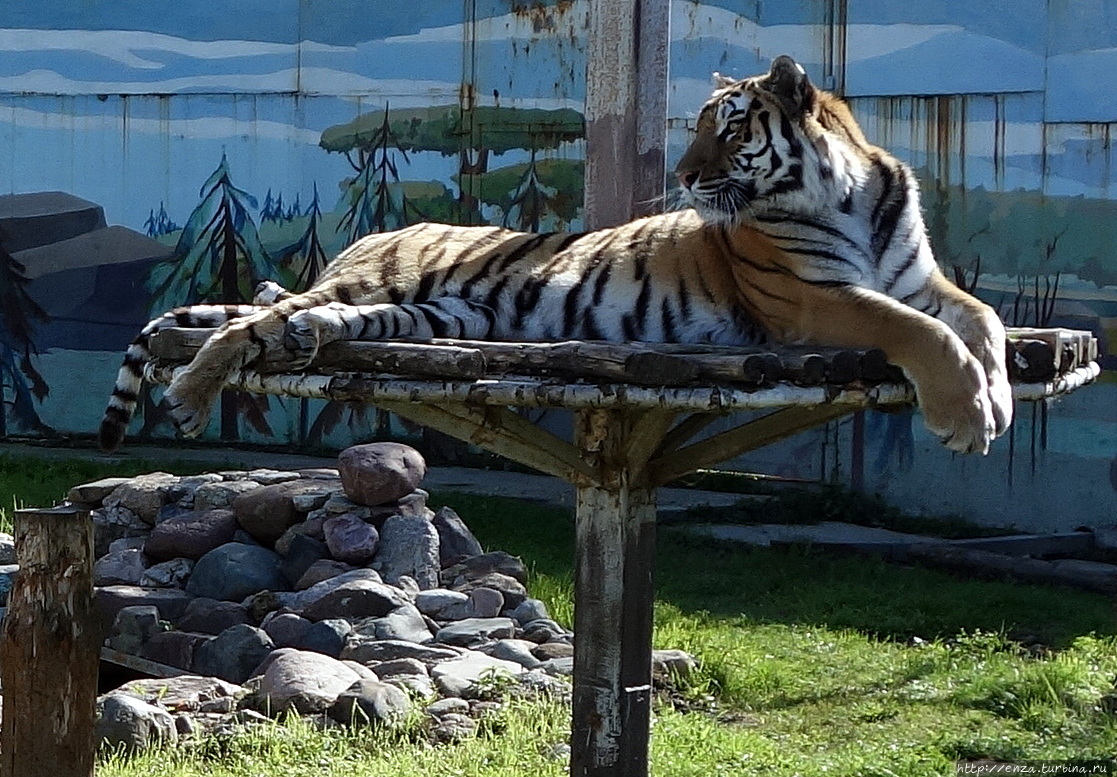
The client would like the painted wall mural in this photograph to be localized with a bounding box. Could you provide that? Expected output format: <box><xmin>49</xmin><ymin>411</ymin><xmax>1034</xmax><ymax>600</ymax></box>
<box><xmin>0</xmin><ymin>0</ymin><xmax>1113</xmax><ymax>529</ymax></box>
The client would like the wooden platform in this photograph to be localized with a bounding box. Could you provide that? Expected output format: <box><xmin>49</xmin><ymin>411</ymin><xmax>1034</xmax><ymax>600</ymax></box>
<box><xmin>144</xmin><ymin>325</ymin><xmax>1099</xmax><ymax>777</ymax></box>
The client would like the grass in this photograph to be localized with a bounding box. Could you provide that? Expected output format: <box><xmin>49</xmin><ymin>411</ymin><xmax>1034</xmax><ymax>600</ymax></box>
<box><xmin>2</xmin><ymin>456</ymin><xmax>1114</xmax><ymax>775</ymax></box>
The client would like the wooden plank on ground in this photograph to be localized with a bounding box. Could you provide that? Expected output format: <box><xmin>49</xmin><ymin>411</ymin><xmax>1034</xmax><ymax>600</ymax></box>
<box><xmin>101</xmin><ymin>647</ymin><xmax>186</xmax><ymax>680</ymax></box>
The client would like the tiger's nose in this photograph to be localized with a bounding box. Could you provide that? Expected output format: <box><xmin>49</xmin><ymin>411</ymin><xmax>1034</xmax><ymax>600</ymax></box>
<box><xmin>676</xmin><ymin>170</ymin><xmax>699</xmax><ymax>189</ymax></box>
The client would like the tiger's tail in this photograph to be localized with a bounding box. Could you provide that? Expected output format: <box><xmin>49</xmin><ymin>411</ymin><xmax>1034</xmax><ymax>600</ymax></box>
<box><xmin>98</xmin><ymin>304</ymin><xmax>260</xmax><ymax>452</ymax></box>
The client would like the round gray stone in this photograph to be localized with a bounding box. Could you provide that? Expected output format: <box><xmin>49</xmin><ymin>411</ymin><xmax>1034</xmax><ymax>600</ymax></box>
<box><xmin>250</xmin><ymin>648</ymin><xmax>361</xmax><ymax>715</ymax></box>
<box><xmin>185</xmin><ymin>542</ymin><xmax>287</xmax><ymax>602</ymax></box>
<box><xmin>96</xmin><ymin>692</ymin><xmax>177</xmax><ymax>752</ymax></box>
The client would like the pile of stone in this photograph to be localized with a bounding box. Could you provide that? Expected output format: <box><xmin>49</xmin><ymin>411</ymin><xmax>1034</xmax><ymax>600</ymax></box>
<box><xmin>63</xmin><ymin>442</ymin><xmax>604</xmax><ymax>752</ymax></box>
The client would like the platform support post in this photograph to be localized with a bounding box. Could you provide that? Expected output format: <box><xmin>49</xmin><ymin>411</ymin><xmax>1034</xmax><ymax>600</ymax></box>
<box><xmin>1</xmin><ymin>505</ymin><xmax>98</xmax><ymax>777</ymax></box>
<box><xmin>571</xmin><ymin>409</ymin><xmax>658</xmax><ymax>777</ymax></box>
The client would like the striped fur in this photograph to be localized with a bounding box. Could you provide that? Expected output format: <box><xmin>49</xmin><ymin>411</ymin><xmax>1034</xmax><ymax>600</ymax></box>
<box><xmin>99</xmin><ymin>55</ymin><xmax>1012</xmax><ymax>454</ymax></box>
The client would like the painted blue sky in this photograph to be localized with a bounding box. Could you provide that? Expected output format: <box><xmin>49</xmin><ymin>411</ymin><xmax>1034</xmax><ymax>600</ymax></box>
<box><xmin>1</xmin><ymin>0</ymin><xmax>1117</xmax><ymax>232</ymax></box>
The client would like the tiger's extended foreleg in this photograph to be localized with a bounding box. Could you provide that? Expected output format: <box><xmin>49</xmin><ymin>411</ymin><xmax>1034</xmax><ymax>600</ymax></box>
<box><xmin>161</xmin><ymin>291</ymin><xmax>323</xmax><ymax>438</ymax></box>
<box><xmin>281</xmin><ymin>297</ymin><xmax>497</xmax><ymax>366</ymax></box>
<box><xmin>917</xmin><ymin>270</ymin><xmax>1013</xmax><ymax>436</ymax></box>
<box><xmin>752</xmin><ymin>282</ymin><xmax>999</xmax><ymax>454</ymax></box>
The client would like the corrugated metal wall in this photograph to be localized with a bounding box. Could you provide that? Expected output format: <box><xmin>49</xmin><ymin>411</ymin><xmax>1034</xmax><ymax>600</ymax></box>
<box><xmin>0</xmin><ymin>0</ymin><xmax>1113</xmax><ymax>528</ymax></box>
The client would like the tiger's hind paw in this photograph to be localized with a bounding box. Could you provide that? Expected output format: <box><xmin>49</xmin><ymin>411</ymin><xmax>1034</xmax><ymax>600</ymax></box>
<box><xmin>163</xmin><ymin>380</ymin><xmax>218</xmax><ymax>438</ymax></box>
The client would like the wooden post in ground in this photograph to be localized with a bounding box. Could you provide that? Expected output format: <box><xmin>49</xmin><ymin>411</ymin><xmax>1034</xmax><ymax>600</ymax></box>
<box><xmin>571</xmin><ymin>409</ymin><xmax>659</xmax><ymax>777</ymax></box>
<box><xmin>1</xmin><ymin>505</ymin><xmax>98</xmax><ymax>777</ymax></box>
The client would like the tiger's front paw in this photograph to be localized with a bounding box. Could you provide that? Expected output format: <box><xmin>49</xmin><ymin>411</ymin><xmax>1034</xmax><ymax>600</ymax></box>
<box><xmin>986</xmin><ymin>363</ymin><xmax>1013</xmax><ymax>438</ymax></box>
<box><xmin>913</xmin><ymin>347</ymin><xmax>997</xmax><ymax>455</ymax></box>
<box><xmin>283</xmin><ymin>309</ymin><xmax>323</xmax><ymax>370</ymax></box>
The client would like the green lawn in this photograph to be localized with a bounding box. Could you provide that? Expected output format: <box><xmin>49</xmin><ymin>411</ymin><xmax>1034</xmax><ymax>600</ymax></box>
<box><xmin>3</xmin><ymin>455</ymin><xmax>1114</xmax><ymax>775</ymax></box>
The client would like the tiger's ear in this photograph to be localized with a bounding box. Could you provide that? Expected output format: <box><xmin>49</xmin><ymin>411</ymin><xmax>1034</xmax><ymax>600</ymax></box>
<box><xmin>763</xmin><ymin>55</ymin><xmax>816</xmax><ymax>119</ymax></box>
<box><xmin>712</xmin><ymin>72</ymin><xmax>737</xmax><ymax>89</ymax></box>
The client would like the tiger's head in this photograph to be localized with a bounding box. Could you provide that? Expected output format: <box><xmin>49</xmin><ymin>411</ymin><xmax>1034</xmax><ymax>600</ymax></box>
<box><xmin>676</xmin><ymin>55</ymin><xmax>866</xmax><ymax>223</ymax></box>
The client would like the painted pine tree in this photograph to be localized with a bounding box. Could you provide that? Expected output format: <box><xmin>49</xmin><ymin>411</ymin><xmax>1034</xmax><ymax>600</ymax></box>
<box><xmin>146</xmin><ymin>153</ymin><xmax>280</xmax><ymax>441</ymax></box>
<box><xmin>503</xmin><ymin>150</ymin><xmax>561</xmax><ymax>231</ymax></box>
<box><xmin>274</xmin><ymin>183</ymin><xmax>329</xmax><ymax>291</ymax></box>
<box><xmin>337</xmin><ymin>106</ymin><xmax>424</xmax><ymax>247</ymax></box>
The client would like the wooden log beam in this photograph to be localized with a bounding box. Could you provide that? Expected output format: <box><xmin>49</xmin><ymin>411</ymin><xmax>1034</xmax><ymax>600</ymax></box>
<box><xmin>1</xmin><ymin>505</ymin><xmax>98</xmax><ymax>777</ymax></box>
<box><xmin>647</xmin><ymin>404</ymin><xmax>856</xmax><ymax>486</ymax></box>
<box><xmin>571</xmin><ymin>409</ymin><xmax>657</xmax><ymax>777</ymax></box>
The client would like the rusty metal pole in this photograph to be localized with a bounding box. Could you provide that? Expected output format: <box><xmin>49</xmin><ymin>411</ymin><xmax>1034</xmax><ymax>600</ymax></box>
<box><xmin>1</xmin><ymin>505</ymin><xmax>98</xmax><ymax>777</ymax></box>
<box><xmin>571</xmin><ymin>409</ymin><xmax>658</xmax><ymax>777</ymax></box>
<box><xmin>584</xmin><ymin>0</ymin><xmax>670</xmax><ymax>229</ymax></box>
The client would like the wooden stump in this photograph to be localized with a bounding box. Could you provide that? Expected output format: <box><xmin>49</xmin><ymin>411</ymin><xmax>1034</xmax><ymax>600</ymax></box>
<box><xmin>1</xmin><ymin>506</ymin><xmax>98</xmax><ymax>777</ymax></box>
<box><xmin>571</xmin><ymin>409</ymin><xmax>658</xmax><ymax>777</ymax></box>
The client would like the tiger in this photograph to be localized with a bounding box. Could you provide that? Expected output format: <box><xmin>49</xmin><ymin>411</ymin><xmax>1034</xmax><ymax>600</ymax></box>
<box><xmin>99</xmin><ymin>55</ymin><xmax>1012</xmax><ymax>455</ymax></box>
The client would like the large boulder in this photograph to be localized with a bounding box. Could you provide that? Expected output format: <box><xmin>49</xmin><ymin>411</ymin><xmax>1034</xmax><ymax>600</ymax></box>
<box><xmin>233</xmin><ymin>480</ymin><xmax>330</xmax><ymax>546</ymax></box>
<box><xmin>297</xmin><ymin>618</ymin><xmax>352</xmax><ymax>658</ymax></box>
<box><xmin>68</xmin><ymin>476</ymin><xmax>131</xmax><ymax>506</ymax></box>
<box><xmin>295</xmin><ymin>559</ymin><xmax>356</xmax><ymax>591</ymax></box>
<box><xmin>95</xmin><ymin>693</ymin><xmax>177</xmax><ymax>752</ymax></box>
<box><xmin>263</xmin><ymin>612</ymin><xmax>313</xmax><ymax>649</ymax></box>
<box><xmin>141</xmin><ymin>630</ymin><xmax>210</xmax><ymax>671</ymax></box>
<box><xmin>144</xmin><ymin>509</ymin><xmax>238</xmax><ymax>561</ymax></box>
<box><xmin>279</xmin><ymin>533</ymin><xmax>329</xmax><ymax>587</ymax></box>
<box><xmin>192</xmin><ymin>480</ymin><xmax>260</xmax><ymax>512</ymax></box>
<box><xmin>248</xmin><ymin>648</ymin><xmax>361</xmax><ymax>715</ymax></box>
<box><xmin>92</xmin><ymin>505</ymin><xmax>150</xmax><ymax>558</ymax></box>
<box><xmin>175</xmin><ymin>598</ymin><xmax>252</xmax><ymax>635</ymax></box>
<box><xmin>431</xmin><ymin>506</ymin><xmax>484</xmax><ymax>567</ymax></box>
<box><xmin>94</xmin><ymin>547</ymin><xmax>148</xmax><ymax>587</ymax></box>
<box><xmin>115</xmin><ymin>675</ymin><xmax>246</xmax><ymax>714</ymax></box>
<box><xmin>140</xmin><ymin>558</ymin><xmax>194</xmax><ymax>589</ymax></box>
<box><xmin>376</xmin><ymin>514</ymin><xmax>439</xmax><ymax>589</ymax></box>
<box><xmin>442</xmin><ymin>551</ymin><xmax>528</xmax><ymax>586</ymax></box>
<box><xmin>185</xmin><ymin>543</ymin><xmax>287</xmax><ymax>602</ymax></box>
<box><xmin>323</xmin><ymin>513</ymin><xmax>380</xmax><ymax>565</ymax></box>
<box><xmin>349</xmin><ymin>604</ymin><xmax>433</xmax><ymax>644</ymax></box>
<box><xmin>95</xmin><ymin>586</ymin><xmax>193</xmax><ymax>633</ymax></box>
<box><xmin>429</xmin><ymin>650</ymin><xmax>525</xmax><ymax>698</ymax></box>
<box><xmin>338</xmin><ymin>443</ymin><xmax>426</xmax><ymax>507</ymax></box>
<box><xmin>328</xmin><ymin>678</ymin><xmax>411</xmax><ymax>727</ymax></box>
<box><xmin>103</xmin><ymin>473</ymin><xmax>177</xmax><ymax>525</ymax></box>
<box><xmin>340</xmin><ymin>638</ymin><xmax>459</xmax><ymax>666</ymax></box>
<box><xmin>435</xmin><ymin>617</ymin><xmax>517</xmax><ymax>648</ymax></box>
<box><xmin>453</xmin><ymin>572</ymin><xmax>527</xmax><ymax>609</ymax></box>
<box><xmin>299</xmin><ymin>574</ymin><xmax>410</xmax><ymax>622</ymax></box>
<box><xmin>192</xmin><ymin>624</ymin><xmax>275</xmax><ymax>685</ymax></box>
<box><xmin>106</xmin><ymin>605</ymin><xmax>163</xmax><ymax>655</ymax></box>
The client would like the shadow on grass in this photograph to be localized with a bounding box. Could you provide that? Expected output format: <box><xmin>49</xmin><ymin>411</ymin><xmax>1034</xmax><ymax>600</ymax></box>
<box><xmin>438</xmin><ymin>492</ymin><xmax>1117</xmax><ymax>650</ymax></box>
